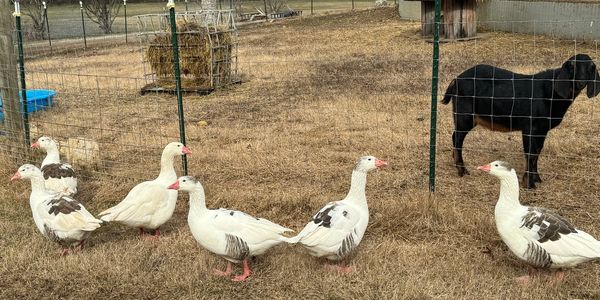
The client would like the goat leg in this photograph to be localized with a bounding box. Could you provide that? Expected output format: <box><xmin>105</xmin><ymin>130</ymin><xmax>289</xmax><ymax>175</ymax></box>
<box><xmin>452</xmin><ymin>129</ymin><xmax>472</xmax><ymax>177</ymax></box>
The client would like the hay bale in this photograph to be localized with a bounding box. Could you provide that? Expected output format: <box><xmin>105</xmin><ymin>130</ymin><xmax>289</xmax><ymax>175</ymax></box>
<box><xmin>146</xmin><ymin>20</ymin><xmax>233</xmax><ymax>89</ymax></box>
<box><xmin>60</xmin><ymin>137</ymin><xmax>100</xmax><ymax>170</ymax></box>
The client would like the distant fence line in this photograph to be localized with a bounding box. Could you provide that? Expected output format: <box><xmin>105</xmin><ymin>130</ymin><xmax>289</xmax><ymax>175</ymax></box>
<box><xmin>398</xmin><ymin>0</ymin><xmax>600</xmax><ymax>41</ymax></box>
<box><xmin>21</xmin><ymin>0</ymin><xmax>394</xmax><ymax>42</ymax></box>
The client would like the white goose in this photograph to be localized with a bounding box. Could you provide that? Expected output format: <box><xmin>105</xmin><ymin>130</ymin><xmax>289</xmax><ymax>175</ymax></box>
<box><xmin>478</xmin><ymin>160</ymin><xmax>600</xmax><ymax>283</ymax></box>
<box><xmin>31</xmin><ymin>136</ymin><xmax>78</xmax><ymax>196</ymax></box>
<box><xmin>98</xmin><ymin>142</ymin><xmax>191</xmax><ymax>237</ymax></box>
<box><xmin>289</xmin><ymin>156</ymin><xmax>388</xmax><ymax>271</ymax></box>
<box><xmin>168</xmin><ymin>176</ymin><xmax>292</xmax><ymax>281</ymax></box>
<box><xmin>11</xmin><ymin>164</ymin><xmax>102</xmax><ymax>255</ymax></box>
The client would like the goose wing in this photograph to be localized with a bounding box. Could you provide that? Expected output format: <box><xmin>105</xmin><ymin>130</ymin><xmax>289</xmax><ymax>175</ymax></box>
<box><xmin>98</xmin><ymin>181</ymin><xmax>168</xmax><ymax>222</ymax></box>
<box><xmin>41</xmin><ymin>163</ymin><xmax>78</xmax><ymax>194</ymax></box>
<box><xmin>41</xmin><ymin>196</ymin><xmax>102</xmax><ymax>233</ymax></box>
<box><xmin>205</xmin><ymin>208</ymin><xmax>292</xmax><ymax>243</ymax></box>
<box><xmin>519</xmin><ymin>207</ymin><xmax>600</xmax><ymax>258</ymax></box>
<box><xmin>291</xmin><ymin>201</ymin><xmax>362</xmax><ymax>254</ymax></box>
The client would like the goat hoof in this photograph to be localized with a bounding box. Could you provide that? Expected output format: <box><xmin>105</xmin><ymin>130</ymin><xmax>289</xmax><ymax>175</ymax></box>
<box><xmin>526</xmin><ymin>182</ymin><xmax>537</xmax><ymax>189</ymax></box>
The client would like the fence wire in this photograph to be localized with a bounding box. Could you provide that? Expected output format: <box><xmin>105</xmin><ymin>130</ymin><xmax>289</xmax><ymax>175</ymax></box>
<box><xmin>1</xmin><ymin>2</ymin><xmax>599</xmax><ymax>200</ymax></box>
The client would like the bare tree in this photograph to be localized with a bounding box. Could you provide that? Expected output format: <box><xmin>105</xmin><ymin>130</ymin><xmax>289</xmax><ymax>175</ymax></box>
<box><xmin>201</xmin><ymin>0</ymin><xmax>217</xmax><ymax>23</ymax></box>
<box><xmin>20</xmin><ymin>0</ymin><xmax>49</xmax><ymax>39</ymax></box>
<box><xmin>266</xmin><ymin>0</ymin><xmax>287</xmax><ymax>13</ymax></box>
<box><xmin>201</xmin><ymin>0</ymin><xmax>218</xmax><ymax>11</ymax></box>
<box><xmin>83</xmin><ymin>0</ymin><xmax>122</xmax><ymax>34</ymax></box>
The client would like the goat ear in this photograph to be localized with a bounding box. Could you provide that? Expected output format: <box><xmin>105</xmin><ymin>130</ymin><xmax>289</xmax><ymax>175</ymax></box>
<box><xmin>587</xmin><ymin>63</ymin><xmax>600</xmax><ymax>98</ymax></box>
<box><xmin>554</xmin><ymin>60</ymin><xmax>574</xmax><ymax>99</ymax></box>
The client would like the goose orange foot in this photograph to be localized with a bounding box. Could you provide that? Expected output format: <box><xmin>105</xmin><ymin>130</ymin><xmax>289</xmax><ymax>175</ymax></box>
<box><xmin>324</xmin><ymin>263</ymin><xmax>354</xmax><ymax>274</ymax></box>
<box><xmin>213</xmin><ymin>262</ymin><xmax>233</xmax><ymax>277</ymax></box>
<box><xmin>232</xmin><ymin>259</ymin><xmax>252</xmax><ymax>282</ymax></box>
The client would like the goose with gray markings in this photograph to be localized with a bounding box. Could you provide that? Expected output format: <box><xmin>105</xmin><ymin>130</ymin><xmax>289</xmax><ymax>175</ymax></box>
<box><xmin>288</xmin><ymin>156</ymin><xmax>388</xmax><ymax>272</ymax></box>
<box><xmin>478</xmin><ymin>160</ymin><xmax>600</xmax><ymax>283</ymax></box>
<box><xmin>11</xmin><ymin>164</ymin><xmax>102</xmax><ymax>255</ymax></box>
<box><xmin>168</xmin><ymin>176</ymin><xmax>293</xmax><ymax>281</ymax></box>
<box><xmin>31</xmin><ymin>136</ymin><xmax>78</xmax><ymax>196</ymax></box>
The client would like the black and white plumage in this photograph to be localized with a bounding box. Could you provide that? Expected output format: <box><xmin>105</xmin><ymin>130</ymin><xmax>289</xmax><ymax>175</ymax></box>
<box><xmin>478</xmin><ymin>160</ymin><xmax>600</xmax><ymax>269</ymax></box>
<box><xmin>168</xmin><ymin>176</ymin><xmax>292</xmax><ymax>281</ymax></box>
<box><xmin>289</xmin><ymin>156</ymin><xmax>388</xmax><ymax>261</ymax></box>
<box><xmin>11</xmin><ymin>164</ymin><xmax>101</xmax><ymax>253</ymax></box>
<box><xmin>31</xmin><ymin>136</ymin><xmax>77</xmax><ymax>196</ymax></box>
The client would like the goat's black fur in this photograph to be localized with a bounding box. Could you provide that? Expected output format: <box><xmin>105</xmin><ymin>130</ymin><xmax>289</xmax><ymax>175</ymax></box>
<box><xmin>442</xmin><ymin>54</ymin><xmax>600</xmax><ymax>188</ymax></box>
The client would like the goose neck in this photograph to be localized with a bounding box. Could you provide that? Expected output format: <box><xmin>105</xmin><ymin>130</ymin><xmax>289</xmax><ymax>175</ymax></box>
<box><xmin>29</xmin><ymin>174</ymin><xmax>48</xmax><ymax>197</ymax></box>
<box><xmin>41</xmin><ymin>148</ymin><xmax>60</xmax><ymax>166</ymax></box>
<box><xmin>188</xmin><ymin>186</ymin><xmax>208</xmax><ymax>214</ymax></box>
<box><xmin>344</xmin><ymin>170</ymin><xmax>368</xmax><ymax>204</ymax></box>
<box><xmin>495</xmin><ymin>175</ymin><xmax>522</xmax><ymax>218</ymax></box>
<box><xmin>157</xmin><ymin>151</ymin><xmax>177</xmax><ymax>181</ymax></box>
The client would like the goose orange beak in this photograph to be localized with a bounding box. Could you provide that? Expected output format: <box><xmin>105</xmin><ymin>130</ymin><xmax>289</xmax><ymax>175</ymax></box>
<box><xmin>31</xmin><ymin>142</ymin><xmax>40</xmax><ymax>148</ymax></box>
<box><xmin>181</xmin><ymin>146</ymin><xmax>191</xmax><ymax>155</ymax></box>
<box><xmin>477</xmin><ymin>164</ymin><xmax>491</xmax><ymax>172</ymax></box>
<box><xmin>10</xmin><ymin>172</ymin><xmax>21</xmax><ymax>181</ymax></box>
<box><xmin>167</xmin><ymin>181</ymin><xmax>180</xmax><ymax>190</ymax></box>
<box><xmin>375</xmin><ymin>159</ymin><xmax>388</xmax><ymax>168</ymax></box>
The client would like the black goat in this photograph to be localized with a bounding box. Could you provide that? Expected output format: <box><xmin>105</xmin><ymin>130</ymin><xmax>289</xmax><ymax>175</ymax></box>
<box><xmin>442</xmin><ymin>54</ymin><xmax>600</xmax><ymax>188</ymax></box>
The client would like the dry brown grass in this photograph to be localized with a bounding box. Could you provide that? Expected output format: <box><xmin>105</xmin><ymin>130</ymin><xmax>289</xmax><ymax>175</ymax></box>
<box><xmin>2</xmin><ymin>7</ymin><xmax>600</xmax><ymax>299</ymax></box>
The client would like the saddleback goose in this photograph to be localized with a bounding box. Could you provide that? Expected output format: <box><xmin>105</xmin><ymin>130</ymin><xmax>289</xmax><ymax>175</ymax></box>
<box><xmin>478</xmin><ymin>161</ymin><xmax>600</xmax><ymax>283</ymax></box>
<box><xmin>31</xmin><ymin>136</ymin><xmax>77</xmax><ymax>196</ymax></box>
<box><xmin>98</xmin><ymin>142</ymin><xmax>191</xmax><ymax>237</ymax></box>
<box><xmin>289</xmin><ymin>156</ymin><xmax>387</xmax><ymax>272</ymax></box>
<box><xmin>11</xmin><ymin>164</ymin><xmax>102</xmax><ymax>255</ymax></box>
<box><xmin>168</xmin><ymin>176</ymin><xmax>292</xmax><ymax>281</ymax></box>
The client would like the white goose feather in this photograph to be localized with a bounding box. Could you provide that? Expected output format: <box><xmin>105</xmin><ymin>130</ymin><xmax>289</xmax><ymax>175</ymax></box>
<box><xmin>480</xmin><ymin>160</ymin><xmax>600</xmax><ymax>268</ymax></box>
<box><xmin>290</xmin><ymin>156</ymin><xmax>387</xmax><ymax>261</ymax></box>
<box><xmin>98</xmin><ymin>142</ymin><xmax>190</xmax><ymax>232</ymax></box>
<box><xmin>13</xmin><ymin>164</ymin><xmax>101</xmax><ymax>247</ymax></box>
<box><xmin>171</xmin><ymin>176</ymin><xmax>292</xmax><ymax>263</ymax></box>
<box><xmin>32</xmin><ymin>136</ymin><xmax>77</xmax><ymax>196</ymax></box>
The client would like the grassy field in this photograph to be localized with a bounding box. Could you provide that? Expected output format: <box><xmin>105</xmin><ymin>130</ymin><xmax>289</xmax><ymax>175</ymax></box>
<box><xmin>3</xmin><ymin>7</ymin><xmax>600</xmax><ymax>299</ymax></box>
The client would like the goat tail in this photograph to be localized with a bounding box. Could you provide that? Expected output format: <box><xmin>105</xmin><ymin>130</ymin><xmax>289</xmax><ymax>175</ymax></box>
<box><xmin>441</xmin><ymin>79</ymin><xmax>457</xmax><ymax>105</ymax></box>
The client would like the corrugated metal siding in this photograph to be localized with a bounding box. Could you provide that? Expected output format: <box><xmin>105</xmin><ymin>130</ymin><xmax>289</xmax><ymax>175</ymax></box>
<box><xmin>398</xmin><ymin>0</ymin><xmax>600</xmax><ymax>40</ymax></box>
<box><xmin>478</xmin><ymin>0</ymin><xmax>600</xmax><ymax>40</ymax></box>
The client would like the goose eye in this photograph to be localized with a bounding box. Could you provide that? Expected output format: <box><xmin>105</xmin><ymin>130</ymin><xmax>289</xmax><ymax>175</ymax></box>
<box><xmin>368</xmin><ymin>158</ymin><xmax>372</xmax><ymax>161</ymax></box>
<box><xmin>183</xmin><ymin>179</ymin><xmax>187</xmax><ymax>182</ymax></box>
<box><xmin>494</xmin><ymin>164</ymin><xmax>499</xmax><ymax>167</ymax></box>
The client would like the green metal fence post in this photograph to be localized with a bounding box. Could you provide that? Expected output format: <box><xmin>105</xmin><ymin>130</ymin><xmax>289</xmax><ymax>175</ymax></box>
<box><xmin>167</xmin><ymin>0</ymin><xmax>188</xmax><ymax>175</ymax></box>
<box><xmin>428</xmin><ymin>0</ymin><xmax>442</xmax><ymax>193</ymax></box>
<box><xmin>14</xmin><ymin>0</ymin><xmax>31</xmax><ymax>147</ymax></box>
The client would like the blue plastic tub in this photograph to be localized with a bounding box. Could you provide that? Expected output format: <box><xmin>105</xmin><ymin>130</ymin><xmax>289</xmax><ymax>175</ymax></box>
<box><xmin>0</xmin><ymin>89</ymin><xmax>56</xmax><ymax>121</ymax></box>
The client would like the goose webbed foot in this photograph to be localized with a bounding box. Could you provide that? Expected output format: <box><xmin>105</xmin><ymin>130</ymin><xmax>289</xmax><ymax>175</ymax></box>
<box><xmin>232</xmin><ymin>259</ymin><xmax>252</xmax><ymax>282</ymax></box>
<box><xmin>213</xmin><ymin>262</ymin><xmax>233</xmax><ymax>277</ymax></box>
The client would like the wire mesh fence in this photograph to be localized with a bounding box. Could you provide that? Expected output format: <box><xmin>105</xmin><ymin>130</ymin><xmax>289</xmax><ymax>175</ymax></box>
<box><xmin>431</xmin><ymin>21</ymin><xmax>600</xmax><ymax>204</ymax></box>
<box><xmin>18</xmin><ymin>0</ymin><xmax>395</xmax><ymax>44</ymax></box>
<box><xmin>137</xmin><ymin>10</ymin><xmax>239</xmax><ymax>92</ymax></box>
<box><xmin>1</xmin><ymin>0</ymin><xmax>599</xmax><ymax>196</ymax></box>
<box><xmin>4</xmin><ymin>1</ymin><xmax>600</xmax><ymax>297</ymax></box>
